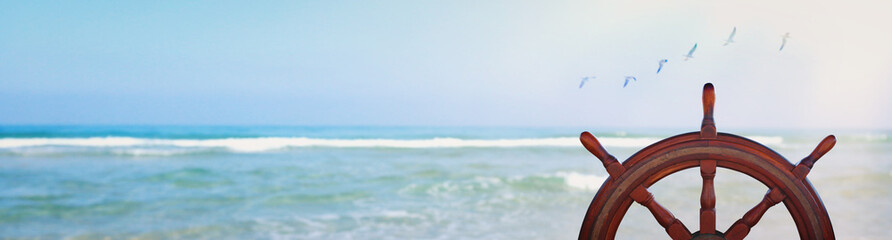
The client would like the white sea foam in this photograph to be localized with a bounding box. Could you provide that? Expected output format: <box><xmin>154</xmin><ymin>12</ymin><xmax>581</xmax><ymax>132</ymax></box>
<box><xmin>0</xmin><ymin>136</ymin><xmax>661</xmax><ymax>152</ymax></box>
<box><xmin>0</xmin><ymin>135</ymin><xmax>786</xmax><ymax>153</ymax></box>
<box><xmin>398</xmin><ymin>172</ymin><xmax>608</xmax><ymax>198</ymax></box>
<box><xmin>109</xmin><ymin>148</ymin><xmax>202</xmax><ymax>157</ymax></box>
<box><xmin>846</xmin><ymin>133</ymin><xmax>888</xmax><ymax>142</ymax></box>
<box><xmin>743</xmin><ymin>136</ymin><xmax>784</xmax><ymax>146</ymax></box>
<box><xmin>378</xmin><ymin>210</ymin><xmax>424</xmax><ymax>219</ymax></box>
<box><xmin>0</xmin><ymin>137</ymin><xmax>147</xmax><ymax>148</ymax></box>
<box><xmin>554</xmin><ymin>172</ymin><xmax>607</xmax><ymax>190</ymax></box>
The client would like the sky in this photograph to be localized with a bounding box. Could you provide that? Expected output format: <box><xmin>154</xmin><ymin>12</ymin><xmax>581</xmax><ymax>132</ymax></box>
<box><xmin>1</xmin><ymin>0</ymin><xmax>890</xmax><ymax>129</ymax></box>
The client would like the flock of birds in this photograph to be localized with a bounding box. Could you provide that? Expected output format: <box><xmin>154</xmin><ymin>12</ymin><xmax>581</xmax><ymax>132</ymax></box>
<box><xmin>578</xmin><ymin>27</ymin><xmax>793</xmax><ymax>89</ymax></box>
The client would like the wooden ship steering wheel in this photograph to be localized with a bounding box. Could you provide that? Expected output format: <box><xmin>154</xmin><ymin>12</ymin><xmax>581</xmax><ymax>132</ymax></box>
<box><xmin>578</xmin><ymin>83</ymin><xmax>835</xmax><ymax>240</ymax></box>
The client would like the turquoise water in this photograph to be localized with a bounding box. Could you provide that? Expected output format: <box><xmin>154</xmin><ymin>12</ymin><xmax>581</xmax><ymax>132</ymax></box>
<box><xmin>0</xmin><ymin>126</ymin><xmax>889</xmax><ymax>239</ymax></box>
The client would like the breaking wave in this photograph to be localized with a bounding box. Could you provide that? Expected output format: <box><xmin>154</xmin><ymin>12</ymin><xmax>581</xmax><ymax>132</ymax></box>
<box><xmin>0</xmin><ymin>134</ymin><xmax>794</xmax><ymax>155</ymax></box>
<box><xmin>0</xmin><ymin>136</ymin><xmax>664</xmax><ymax>153</ymax></box>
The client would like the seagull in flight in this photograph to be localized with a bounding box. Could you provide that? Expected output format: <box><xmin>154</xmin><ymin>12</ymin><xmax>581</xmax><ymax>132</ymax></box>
<box><xmin>683</xmin><ymin>43</ymin><xmax>697</xmax><ymax>61</ymax></box>
<box><xmin>779</xmin><ymin>32</ymin><xmax>791</xmax><ymax>51</ymax></box>
<box><xmin>657</xmin><ymin>59</ymin><xmax>668</xmax><ymax>74</ymax></box>
<box><xmin>623</xmin><ymin>76</ymin><xmax>637</xmax><ymax>88</ymax></box>
<box><xmin>579</xmin><ymin>76</ymin><xmax>594</xmax><ymax>88</ymax></box>
<box><xmin>723</xmin><ymin>27</ymin><xmax>736</xmax><ymax>46</ymax></box>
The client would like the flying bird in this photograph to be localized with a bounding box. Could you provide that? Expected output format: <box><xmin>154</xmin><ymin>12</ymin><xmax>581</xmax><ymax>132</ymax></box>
<box><xmin>723</xmin><ymin>27</ymin><xmax>737</xmax><ymax>46</ymax></box>
<box><xmin>779</xmin><ymin>32</ymin><xmax>791</xmax><ymax>51</ymax></box>
<box><xmin>623</xmin><ymin>76</ymin><xmax>637</xmax><ymax>88</ymax></box>
<box><xmin>684</xmin><ymin>43</ymin><xmax>697</xmax><ymax>61</ymax></box>
<box><xmin>579</xmin><ymin>76</ymin><xmax>593</xmax><ymax>88</ymax></box>
<box><xmin>657</xmin><ymin>59</ymin><xmax>668</xmax><ymax>73</ymax></box>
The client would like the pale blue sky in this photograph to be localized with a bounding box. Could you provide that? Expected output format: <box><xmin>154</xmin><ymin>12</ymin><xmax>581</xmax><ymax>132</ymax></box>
<box><xmin>1</xmin><ymin>0</ymin><xmax>890</xmax><ymax>129</ymax></box>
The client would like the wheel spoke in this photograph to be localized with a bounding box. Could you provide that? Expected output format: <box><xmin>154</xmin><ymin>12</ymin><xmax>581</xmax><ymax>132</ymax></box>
<box><xmin>793</xmin><ymin>135</ymin><xmax>836</xmax><ymax>179</ymax></box>
<box><xmin>700</xmin><ymin>83</ymin><xmax>717</xmax><ymax>138</ymax></box>
<box><xmin>724</xmin><ymin>188</ymin><xmax>786</xmax><ymax>240</ymax></box>
<box><xmin>629</xmin><ymin>186</ymin><xmax>692</xmax><ymax>240</ymax></box>
<box><xmin>700</xmin><ymin>160</ymin><xmax>717</xmax><ymax>234</ymax></box>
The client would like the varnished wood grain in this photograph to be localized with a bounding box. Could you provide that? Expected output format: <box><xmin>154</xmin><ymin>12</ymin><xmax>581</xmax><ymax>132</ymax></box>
<box><xmin>793</xmin><ymin>135</ymin><xmax>836</xmax><ymax>179</ymax></box>
<box><xmin>581</xmin><ymin>131</ymin><xmax>625</xmax><ymax>178</ymax></box>
<box><xmin>725</xmin><ymin>188</ymin><xmax>786</xmax><ymax>240</ymax></box>
<box><xmin>700</xmin><ymin>83</ymin><xmax>716</xmax><ymax>139</ymax></box>
<box><xmin>700</xmin><ymin>160</ymin><xmax>717</xmax><ymax>234</ymax></box>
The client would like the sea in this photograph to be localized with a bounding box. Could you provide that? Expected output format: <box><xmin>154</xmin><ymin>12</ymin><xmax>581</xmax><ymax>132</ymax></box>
<box><xmin>0</xmin><ymin>126</ymin><xmax>889</xmax><ymax>239</ymax></box>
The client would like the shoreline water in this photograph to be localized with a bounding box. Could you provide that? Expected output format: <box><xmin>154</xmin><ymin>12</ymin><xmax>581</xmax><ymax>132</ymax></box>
<box><xmin>0</xmin><ymin>126</ymin><xmax>889</xmax><ymax>239</ymax></box>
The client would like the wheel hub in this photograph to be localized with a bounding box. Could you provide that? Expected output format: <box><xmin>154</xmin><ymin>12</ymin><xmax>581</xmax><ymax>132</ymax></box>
<box><xmin>691</xmin><ymin>231</ymin><xmax>725</xmax><ymax>240</ymax></box>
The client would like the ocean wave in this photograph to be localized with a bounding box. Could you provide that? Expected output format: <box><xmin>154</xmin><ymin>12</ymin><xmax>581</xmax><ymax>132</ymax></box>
<box><xmin>841</xmin><ymin>133</ymin><xmax>888</xmax><ymax>142</ymax></box>
<box><xmin>108</xmin><ymin>148</ymin><xmax>208</xmax><ymax>157</ymax></box>
<box><xmin>743</xmin><ymin>136</ymin><xmax>784</xmax><ymax>146</ymax></box>
<box><xmin>0</xmin><ymin>134</ymin><xmax>791</xmax><ymax>153</ymax></box>
<box><xmin>553</xmin><ymin>171</ymin><xmax>607</xmax><ymax>190</ymax></box>
<box><xmin>0</xmin><ymin>146</ymin><xmax>219</xmax><ymax>157</ymax></box>
<box><xmin>0</xmin><ymin>136</ymin><xmax>663</xmax><ymax>152</ymax></box>
<box><xmin>398</xmin><ymin>171</ymin><xmax>608</xmax><ymax>198</ymax></box>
